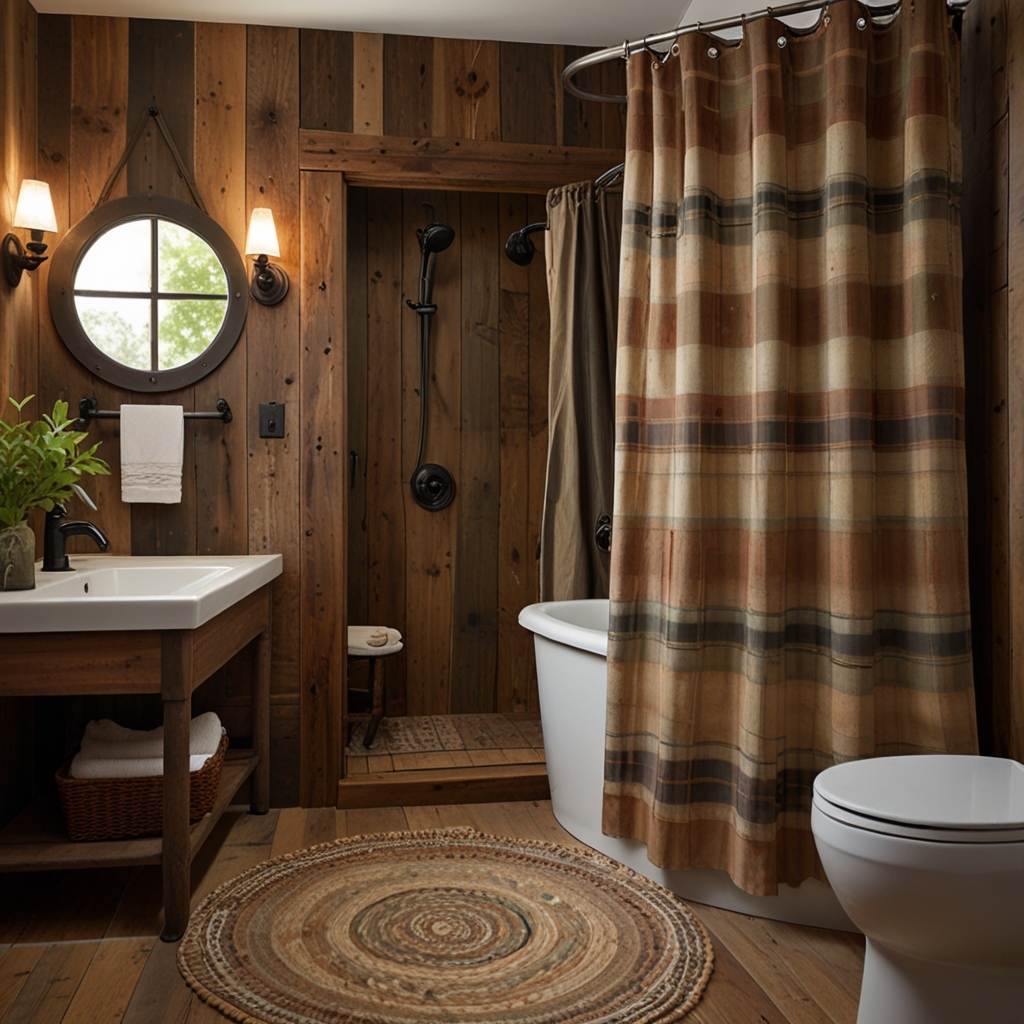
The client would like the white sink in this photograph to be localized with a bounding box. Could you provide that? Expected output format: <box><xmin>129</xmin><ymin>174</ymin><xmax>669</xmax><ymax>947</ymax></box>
<box><xmin>0</xmin><ymin>555</ymin><xmax>282</xmax><ymax>632</ymax></box>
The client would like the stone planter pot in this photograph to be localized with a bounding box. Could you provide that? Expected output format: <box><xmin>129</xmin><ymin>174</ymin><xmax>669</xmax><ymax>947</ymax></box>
<box><xmin>0</xmin><ymin>520</ymin><xmax>36</xmax><ymax>591</ymax></box>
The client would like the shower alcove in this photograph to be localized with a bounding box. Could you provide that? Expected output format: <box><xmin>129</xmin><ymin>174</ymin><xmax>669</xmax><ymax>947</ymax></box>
<box><xmin>302</xmin><ymin>128</ymin><xmax>623</xmax><ymax>805</ymax></box>
<box><xmin>342</xmin><ymin>184</ymin><xmax>551</xmax><ymax>805</ymax></box>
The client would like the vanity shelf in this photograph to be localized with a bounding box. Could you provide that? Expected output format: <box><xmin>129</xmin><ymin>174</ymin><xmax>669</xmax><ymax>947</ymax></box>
<box><xmin>0</xmin><ymin>576</ymin><xmax>275</xmax><ymax>941</ymax></box>
<box><xmin>0</xmin><ymin>749</ymin><xmax>258</xmax><ymax>871</ymax></box>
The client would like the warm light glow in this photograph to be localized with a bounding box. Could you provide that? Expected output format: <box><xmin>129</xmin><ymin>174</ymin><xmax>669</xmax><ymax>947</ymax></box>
<box><xmin>13</xmin><ymin>179</ymin><xmax>57</xmax><ymax>233</ymax></box>
<box><xmin>245</xmin><ymin>208</ymin><xmax>280</xmax><ymax>257</ymax></box>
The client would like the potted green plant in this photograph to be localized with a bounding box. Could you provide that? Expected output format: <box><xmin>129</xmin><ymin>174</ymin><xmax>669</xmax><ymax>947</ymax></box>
<box><xmin>0</xmin><ymin>396</ymin><xmax>110</xmax><ymax>591</ymax></box>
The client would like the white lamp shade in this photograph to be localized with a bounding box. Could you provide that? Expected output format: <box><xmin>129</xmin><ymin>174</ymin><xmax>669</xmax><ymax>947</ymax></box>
<box><xmin>13</xmin><ymin>179</ymin><xmax>57</xmax><ymax>233</ymax></box>
<box><xmin>245</xmin><ymin>208</ymin><xmax>280</xmax><ymax>257</ymax></box>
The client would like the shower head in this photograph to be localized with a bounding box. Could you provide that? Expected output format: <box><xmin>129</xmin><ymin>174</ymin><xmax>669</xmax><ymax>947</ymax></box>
<box><xmin>504</xmin><ymin>222</ymin><xmax>547</xmax><ymax>266</ymax></box>
<box><xmin>419</xmin><ymin>222</ymin><xmax>455</xmax><ymax>255</ymax></box>
<box><xmin>415</xmin><ymin>222</ymin><xmax>455</xmax><ymax>305</ymax></box>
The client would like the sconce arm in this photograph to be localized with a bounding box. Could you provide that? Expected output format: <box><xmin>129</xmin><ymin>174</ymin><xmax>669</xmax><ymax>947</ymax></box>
<box><xmin>3</xmin><ymin>233</ymin><xmax>48</xmax><ymax>288</ymax></box>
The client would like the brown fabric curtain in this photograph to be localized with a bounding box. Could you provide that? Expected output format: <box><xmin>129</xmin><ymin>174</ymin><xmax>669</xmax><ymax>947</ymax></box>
<box><xmin>540</xmin><ymin>183</ymin><xmax>621</xmax><ymax>601</ymax></box>
<box><xmin>603</xmin><ymin>0</ymin><xmax>978</xmax><ymax>897</ymax></box>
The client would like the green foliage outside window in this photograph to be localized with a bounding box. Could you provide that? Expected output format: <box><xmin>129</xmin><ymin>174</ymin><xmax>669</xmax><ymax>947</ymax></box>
<box><xmin>157</xmin><ymin>221</ymin><xmax>228</xmax><ymax>368</ymax></box>
<box><xmin>78</xmin><ymin>306</ymin><xmax>149</xmax><ymax>369</ymax></box>
<box><xmin>75</xmin><ymin>217</ymin><xmax>228</xmax><ymax>372</ymax></box>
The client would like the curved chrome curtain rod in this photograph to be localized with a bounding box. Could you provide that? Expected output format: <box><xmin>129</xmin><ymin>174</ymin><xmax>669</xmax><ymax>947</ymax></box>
<box><xmin>563</xmin><ymin>0</ymin><xmax>972</xmax><ymax>104</ymax></box>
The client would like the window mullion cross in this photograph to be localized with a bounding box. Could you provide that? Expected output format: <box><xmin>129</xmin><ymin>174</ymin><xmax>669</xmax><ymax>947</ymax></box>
<box><xmin>150</xmin><ymin>216</ymin><xmax>159</xmax><ymax>373</ymax></box>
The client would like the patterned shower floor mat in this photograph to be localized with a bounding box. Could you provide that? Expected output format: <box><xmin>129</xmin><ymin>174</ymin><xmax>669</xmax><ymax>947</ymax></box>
<box><xmin>346</xmin><ymin>714</ymin><xmax>546</xmax><ymax>774</ymax></box>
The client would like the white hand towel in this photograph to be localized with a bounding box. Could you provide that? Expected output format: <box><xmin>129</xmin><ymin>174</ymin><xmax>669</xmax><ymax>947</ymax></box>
<box><xmin>69</xmin><ymin>751</ymin><xmax>215</xmax><ymax>779</ymax></box>
<box><xmin>120</xmin><ymin>404</ymin><xmax>184</xmax><ymax>503</ymax></box>
<box><xmin>81</xmin><ymin>712</ymin><xmax>223</xmax><ymax>759</ymax></box>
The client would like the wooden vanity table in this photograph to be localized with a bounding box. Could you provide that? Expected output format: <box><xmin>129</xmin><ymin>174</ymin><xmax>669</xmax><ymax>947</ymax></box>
<box><xmin>0</xmin><ymin>582</ymin><xmax>272</xmax><ymax>941</ymax></box>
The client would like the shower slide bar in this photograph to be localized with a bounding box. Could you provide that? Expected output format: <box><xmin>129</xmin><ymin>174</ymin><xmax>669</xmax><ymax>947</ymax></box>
<box><xmin>563</xmin><ymin>0</ymin><xmax>973</xmax><ymax>104</ymax></box>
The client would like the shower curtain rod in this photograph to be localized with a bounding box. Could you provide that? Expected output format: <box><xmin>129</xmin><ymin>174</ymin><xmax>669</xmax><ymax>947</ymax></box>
<box><xmin>503</xmin><ymin>161</ymin><xmax>624</xmax><ymax>265</ymax></box>
<box><xmin>563</xmin><ymin>0</ymin><xmax>973</xmax><ymax>103</ymax></box>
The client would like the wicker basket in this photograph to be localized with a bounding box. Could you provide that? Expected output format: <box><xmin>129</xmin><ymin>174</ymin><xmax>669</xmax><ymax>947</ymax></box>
<box><xmin>55</xmin><ymin>734</ymin><xmax>228</xmax><ymax>842</ymax></box>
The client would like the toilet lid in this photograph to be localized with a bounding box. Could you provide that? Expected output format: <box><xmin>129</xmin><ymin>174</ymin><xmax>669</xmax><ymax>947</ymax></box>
<box><xmin>814</xmin><ymin>755</ymin><xmax>1024</xmax><ymax>833</ymax></box>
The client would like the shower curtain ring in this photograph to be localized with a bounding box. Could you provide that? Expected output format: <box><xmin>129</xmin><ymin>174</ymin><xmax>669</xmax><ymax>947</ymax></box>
<box><xmin>645</xmin><ymin>40</ymin><xmax>674</xmax><ymax>68</ymax></box>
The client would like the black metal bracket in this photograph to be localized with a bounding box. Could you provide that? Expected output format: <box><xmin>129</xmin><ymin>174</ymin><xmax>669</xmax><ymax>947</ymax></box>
<box><xmin>504</xmin><ymin>222</ymin><xmax>548</xmax><ymax>266</ymax></box>
<box><xmin>3</xmin><ymin>232</ymin><xmax>48</xmax><ymax>287</ymax></box>
<box><xmin>77</xmin><ymin>395</ymin><xmax>232</xmax><ymax>428</ymax></box>
<box><xmin>251</xmin><ymin>255</ymin><xmax>289</xmax><ymax>306</ymax></box>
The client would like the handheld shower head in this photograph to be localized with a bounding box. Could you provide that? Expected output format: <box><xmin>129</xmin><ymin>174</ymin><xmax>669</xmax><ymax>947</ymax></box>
<box><xmin>504</xmin><ymin>222</ymin><xmax>547</xmax><ymax>266</ymax></box>
<box><xmin>419</xmin><ymin>222</ymin><xmax>455</xmax><ymax>255</ymax></box>
<box><xmin>416</xmin><ymin>222</ymin><xmax>455</xmax><ymax>305</ymax></box>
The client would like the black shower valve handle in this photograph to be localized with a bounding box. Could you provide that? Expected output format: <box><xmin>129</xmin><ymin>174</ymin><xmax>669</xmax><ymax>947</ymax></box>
<box><xmin>596</xmin><ymin>513</ymin><xmax>613</xmax><ymax>554</ymax></box>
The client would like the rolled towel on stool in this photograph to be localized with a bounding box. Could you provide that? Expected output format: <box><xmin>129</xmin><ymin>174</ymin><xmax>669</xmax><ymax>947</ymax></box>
<box><xmin>348</xmin><ymin>626</ymin><xmax>403</xmax><ymax>658</ymax></box>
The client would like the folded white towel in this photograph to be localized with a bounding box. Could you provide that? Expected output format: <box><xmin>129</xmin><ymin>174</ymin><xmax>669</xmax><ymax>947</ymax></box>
<box><xmin>81</xmin><ymin>711</ymin><xmax>223</xmax><ymax>760</ymax></box>
<box><xmin>69</xmin><ymin>752</ymin><xmax>214</xmax><ymax>779</ymax></box>
<box><xmin>120</xmin><ymin>404</ymin><xmax>184</xmax><ymax>503</ymax></box>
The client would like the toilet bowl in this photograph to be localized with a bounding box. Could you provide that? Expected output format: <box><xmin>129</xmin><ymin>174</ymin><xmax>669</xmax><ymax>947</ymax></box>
<box><xmin>811</xmin><ymin>755</ymin><xmax>1024</xmax><ymax>1024</ymax></box>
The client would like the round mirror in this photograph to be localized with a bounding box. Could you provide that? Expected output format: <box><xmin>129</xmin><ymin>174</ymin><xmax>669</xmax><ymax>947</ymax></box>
<box><xmin>49</xmin><ymin>195</ymin><xmax>248</xmax><ymax>391</ymax></box>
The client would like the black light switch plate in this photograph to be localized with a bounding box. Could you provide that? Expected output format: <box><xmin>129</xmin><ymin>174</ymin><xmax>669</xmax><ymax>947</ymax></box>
<box><xmin>259</xmin><ymin>401</ymin><xmax>285</xmax><ymax>438</ymax></box>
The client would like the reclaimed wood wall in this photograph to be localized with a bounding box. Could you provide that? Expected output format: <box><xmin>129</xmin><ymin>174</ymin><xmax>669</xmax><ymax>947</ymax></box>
<box><xmin>0</xmin><ymin>8</ymin><xmax>622</xmax><ymax>818</ymax></box>
<box><xmin>0</xmin><ymin>0</ymin><xmax>37</xmax><ymax>828</ymax></box>
<box><xmin>7</xmin><ymin>1</ymin><xmax>1019</xmax><ymax>810</ymax></box>
<box><xmin>347</xmin><ymin>186</ymin><xmax>555</xmax><ymax>717</ymax></box>
<box><xmin>961</xmin><ymin>0</ymin><xmax>1024</xmax><ymax>761</ymax></box>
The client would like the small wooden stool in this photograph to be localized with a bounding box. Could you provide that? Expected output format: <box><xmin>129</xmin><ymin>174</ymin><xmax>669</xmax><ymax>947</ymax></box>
<box><xmin>347</xmin><ymin>626</ymin><xmax>403</xmax><ymax>749</ymax></box>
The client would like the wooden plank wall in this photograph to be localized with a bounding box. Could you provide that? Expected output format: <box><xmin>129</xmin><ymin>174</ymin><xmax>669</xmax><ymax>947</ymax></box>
<box><xmin>346</xmin><ymin>186</ymin><xmax>555</xmax><ymax>718</ymax></box>
<box><xmin>342</xmin><ymin>42</ymin><xmax>622</xmax><ymax>720</ymax></box>
<box><xmin>0</xmin><ymin>0</ymin><xmax>37</xmax><ymax>828</ymax></box>
<box><xmin>1</xmin><ymin>12</ymin><xmax>622</xmax><ymax>813</ymax></box>
<box><xmin>961</xmin><ymin>0</ymin><xmax>1024</xmax><ymax>761</ymax></box>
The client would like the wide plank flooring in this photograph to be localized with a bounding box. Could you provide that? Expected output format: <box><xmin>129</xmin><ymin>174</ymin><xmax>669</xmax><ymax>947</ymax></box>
<box><xmin>0</xmin><ymin>801</ymin><xmax>865</xmax><ymax>1024</ymax></box>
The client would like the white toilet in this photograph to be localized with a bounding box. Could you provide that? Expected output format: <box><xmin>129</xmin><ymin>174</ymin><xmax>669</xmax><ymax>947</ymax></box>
<box><xmin>811</xmin><ymin>755</ymin><xmax>1024</xmax><ymax>1024</ymax></box>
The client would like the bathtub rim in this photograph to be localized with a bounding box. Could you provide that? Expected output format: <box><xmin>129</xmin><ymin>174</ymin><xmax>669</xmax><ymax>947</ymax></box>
<box><xmin>519</xmin><ymin>599</ymin><xmax>609</xmax><ymax>657</ymax></box>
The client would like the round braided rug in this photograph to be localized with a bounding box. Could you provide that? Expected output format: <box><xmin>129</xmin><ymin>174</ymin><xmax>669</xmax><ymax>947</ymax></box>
<box><xmin>178</xmin><ymin>828</ymin><xmax>714</xmax><ymax>1024</ymax></box>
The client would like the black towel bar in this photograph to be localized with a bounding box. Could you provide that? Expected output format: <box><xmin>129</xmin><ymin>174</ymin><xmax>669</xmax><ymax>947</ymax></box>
<box><xmin>77</xmin><ymin>395</ymin><xmax>232</xmax><ymax>427</ymax></box>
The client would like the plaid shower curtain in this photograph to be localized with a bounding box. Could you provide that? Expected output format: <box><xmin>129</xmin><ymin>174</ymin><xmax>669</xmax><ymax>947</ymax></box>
<box><xmin>603</xmin><ymin>0</ymin><xmax>978</xmax><ymax>896</ymax></box>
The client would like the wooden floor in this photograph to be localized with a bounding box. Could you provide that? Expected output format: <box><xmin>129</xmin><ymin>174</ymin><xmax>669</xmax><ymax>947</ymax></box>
<box><xmin>345</xmin><ymin>714</ymin><xmax>545</xmax><ymax>775</ymax></box>
<box><xmin>0</xmin><ymin>800</ymin><xmax>865</xmax><ymax>1024</ymax></box>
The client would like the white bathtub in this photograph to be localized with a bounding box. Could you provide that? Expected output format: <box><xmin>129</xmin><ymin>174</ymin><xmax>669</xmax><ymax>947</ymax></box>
<box><xmin>519</xmin><ymin>598</ymin><xmax>856</xmax><ymax>931</ymax></box>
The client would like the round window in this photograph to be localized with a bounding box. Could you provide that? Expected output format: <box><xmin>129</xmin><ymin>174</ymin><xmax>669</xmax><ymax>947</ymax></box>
<box><xmin>48</xmin><ymin>195</ymin><xmax>248</xmax><ymax>391</ymax></box>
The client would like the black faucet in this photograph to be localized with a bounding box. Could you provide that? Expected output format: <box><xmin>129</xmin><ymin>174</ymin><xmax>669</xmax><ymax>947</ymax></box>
<box><xmin>43</xmin><ymin>504</ymin><xmax>110</xmax><ymax>572</ymax></box>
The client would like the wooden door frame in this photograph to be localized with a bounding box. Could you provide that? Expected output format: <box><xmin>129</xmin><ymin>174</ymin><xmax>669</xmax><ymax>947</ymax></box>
<box><xmin>301</xmin><ymin>131</ymin><xmax>623</xmax><ymax>806</ymax></box>
<box><xmin>299</xmin><ymin>131</ymin><xmax>625</xmax><ymax>194</ymax></box>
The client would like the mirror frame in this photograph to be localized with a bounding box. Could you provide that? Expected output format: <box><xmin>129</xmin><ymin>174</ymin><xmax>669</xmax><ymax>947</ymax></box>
<box><xmin>48</xmin><ymin>194</ymin><xmax>249</xmax><ymax>392</ymax></box>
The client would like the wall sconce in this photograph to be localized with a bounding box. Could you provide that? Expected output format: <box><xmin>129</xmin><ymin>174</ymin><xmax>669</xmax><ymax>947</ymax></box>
<box><xmin>4</xmin><ymin>179</ymin><xmax>58</xmax><ymax>287</ymax></box>
<box><xmin>245</xmin><ymin>207</ymin><xmax>288</xmax><ymax>305</ymax></box>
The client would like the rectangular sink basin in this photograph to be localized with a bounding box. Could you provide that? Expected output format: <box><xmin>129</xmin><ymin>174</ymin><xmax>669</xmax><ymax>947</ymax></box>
<box><xmin>0</xmin><ymin>555</ymin><xmax>282</xmax><ymax>632</ymax></box>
